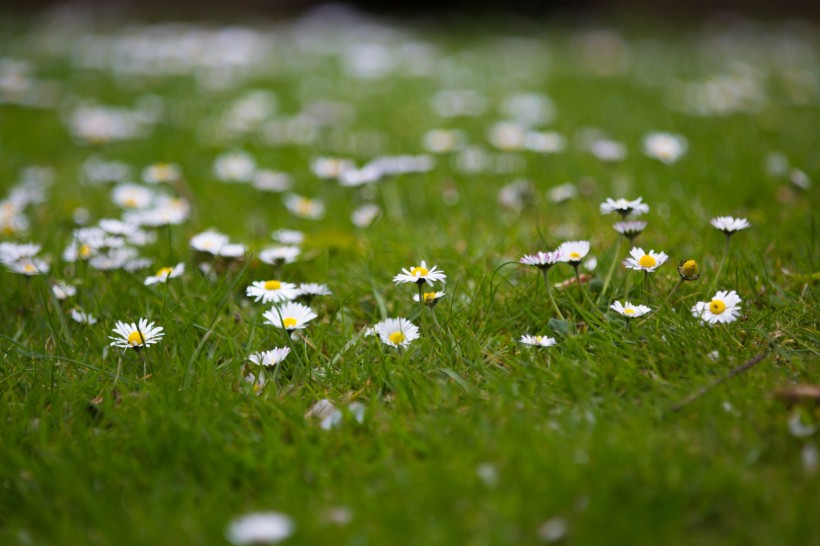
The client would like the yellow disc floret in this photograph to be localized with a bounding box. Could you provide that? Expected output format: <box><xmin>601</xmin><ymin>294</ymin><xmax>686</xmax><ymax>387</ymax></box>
<box><xmin>624</xmin><ymin>308</ymin><xmax>635</xmax><ymax>315</ymax></box>
<box><xmin>709</xmin><ymin>299</ymin><xmax>726</xmax><ymax>314</ymax></box>
<box><xmin>569</xmin><ymin>252</ymin><xmax>581</xmax><ymax>260</ymax></box>
<box><xmin>682</xmin><ymin>260</ymin><xmax>698</xmax><ymax>277</ymax></box>
<box><xmin>282</xmin><ymin>317</ymin><xmax>297</xmax><ymax>329</ymax></box>
<box><xmin>410</xmin><ymin>266</ymin><xmax>429</xmax><ymax>277</ymax></box>
<box><xmin>264</xmin><ymin>280</ymin><xmax>282</xmax><ymax>290</ymax></box>
<box><xmin>638</xmin><ymin>255</ymin><xmax>656</xmax><ymax>268</ymax></box>
<box><xmin>389</xmin><ymin>331</ymin><xmax>406</xmax><ymax>345</ymax></box>
<box><xmin>423</xmin><ymin>292</ymin><xmax>436</xmax><ymax>303</ymax></box>
<box><xmin>127</xmin><ymin>331</ymin><xmax>145</xmax><ymax>346</ymax></box>
<box><xmin>156</xmin><ymin>267</ymin><xmax>173</xmax><ymax>278</ymax></box>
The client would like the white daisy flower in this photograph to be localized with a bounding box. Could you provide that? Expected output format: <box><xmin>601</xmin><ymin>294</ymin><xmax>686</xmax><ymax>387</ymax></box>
<box><xmin>600</xmin><ymin>197</ymin><xmax>649</xmax><ymax>216</ymax></box>
<box><xmin>7</xmin><ymin>257</ymin><xmax>50</xmax><ymax>276</ymax></box>
<box><xmin>351</xmin><ymin>203</ymin><xmax>381</xmax><ymax>228</ymax></box>
<box><xmin>190</xmin><ymin>230</ymin><xmax>229</xmax><ymax>255</ymax></box>
<box><xmin>519</xmin><ymin>334</ymin><xmax>557</xmax><ymax>347</ymax></box>
<box><xmin>142</xmin><ymin>162</ymin><xmax>181</xmax><ymax>184</ymax></box>
<box><xmin>248</xmin><ymin>347</ymin><xmax>291</xmax><ymax>367</ymax></box>
<box><xmin>218</xmin><ymin>243</ymin><xmax>246</xmax><ymax>259</ymax></box>
<box><xmin>225</xmin><ymin>512</ymin><xmax>294</xmax><ymax>545</ymax></box>
<box><xmin>246</xmin><ymin>280</ymin><xmax>300</xmax><ymax>303</ymax></box>
<box><xmin>70</xmin><ymin>308</ymin><xmax>97</xmax><ymax>325</ymax></box>
<box><xmin>422</xmin><ymin>128</ymin><xmax>466</xmax><ymax>153</ymax></box>
<box><xmin>642</xmin><ymin>132</ymin><xmax>688</xmax><ymax>164</ymax></box>
<box><xmin>52</xmin><ymin>281</ymin><xmax>77</xmax><ymax>300</ymax></box>
<box><xmin>610</xmin><ymin>301</ymin><xmax>651</xmax><ymax>318</ymax></box>
<box><xmin>374</xmin><ymin>317</ymin><xmax>420</xmax><ymax>348</ymax></box>
<box><xmin>547</xmin><ymin>182</ymin><xmax>577</xmax><ymax>203</ymax></box>
<box><xmin>244</xmin><ymin>371</ymin><xmax>266</xmax><ymax>395</ymax></box>
<box><xmin>311</xmin><ymin>157</ymin><xmax>356</xmax><ymax>180</ymax></box>
<box><xmin>613</xmin><ymin>220</ymin><xmax>648</xmax><ymax>239</ymax></box>
<box><xmin>588</xmin><ymin>138</ymin><xmax>627</xmax><ymax>162</ymax></box>
<box><xmin>144</xmin><ymin>263</ymin><xmax>185</xmax><ymax>286</ymax></box>
<box><xmin>691</xmin><ymin>290</ymin><xmax>742</xmax><ymax>325</ymax></box>
<box><xmin>623</xmin><ymin>247</ymin><xmax>668</xmax><ymax>272</ymax></box>
<box><xmin>111</xmin><ymin>183</ymin><xmax>155</xmax><ymax>210</ymax></box>
<box><xmin>297</xmin><ymin>283</ymin><xmax>332</xmax><ymax>297</ymax></box>
<box><xmin>520</xmin><ymin>251</ymin><xmax>562</xmax><ymax>270</ymax></box>
<box><xmin>0</xmin><ymin>242</ymin><xmax>41</xmax><ymax>264</ymax></box>
<box><xmin>214</xmin><ymin>150</ymin><xmax>256</xmax><ymax>183</ymax></box>
<box><xmin>253</xmin><ymin>170</ymin><xmax>292</xmax><ymax>193</ymax></box>
<box><xmin>413</xmin><ymin>290</ymin><xmax>445</xmax><ymax>306</ymax></box>
<box><xmin>284</xmin><ymin>194</ymin><xmax>325</xmax><ymax>220</ymax></box>
<box><xmin>710</xmin><ymin>216</ymin><xmax>751</xmax><ymax>234</ymax></box>
<box><xmin>258</xmin><ymin>246</ymin><xmax>300</xmax><ymax>266</ymax></box>
<box><xmin>109</xmin><ymin>318</ymin><xmax>164</xmax><ymax>349</ymax></box>
<box><xmin>263</xmin><ymin>302</ymin><xmax>317</xmax><ymax>331</ymax></box>
<box><xmin>271</xmin><ymin>229</ymin><xmax>304</xmax><ymax>245</ymax></box>
<box><xmin>392</xmin><ymin>260</ymin><xmax>447</xmax><ymax>286</ymax></box>
<box><xmin>126</xmin><ymin>196</ymin><xmax>191</xmax><ymax>227</ymax></box>
<box><xmin>557</xmin><ymin>241</ymin><xmax>591</xmax><ymax>265</ymax></box>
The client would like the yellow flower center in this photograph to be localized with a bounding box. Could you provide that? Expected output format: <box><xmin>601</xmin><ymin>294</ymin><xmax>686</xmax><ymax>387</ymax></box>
<box><xmin>709</xmin><ymin>300</ymin><xmax>726</xmax><ymax>314</ymax></box>
<box><xmin>535</xmin><ymin>336</ymin><xmax>544</xmax><ymax>343</ymax></box>
<box><xmin>638</xmin><ymin>255</ymin><xmax>656</xmax><ymax>268</ymax></box>
<box><xmin>253</xmin><ymin>383</ymin><xmax>263</xmax><ymax>393</ymax></box>
<box><xmin>156</xmin><ymin>267</ymin><xmax>173</xmax><ymax>278</ymax></box>
<box><xmin>569</xmin><ymin>252</ymin><xmax>581</xmax><ymax>260</ymax></box>
<box><xmin>297</xmin><ymin>199</ymin><xmax>313</xmax><ymax>214</ymax></box>
<box><xmin>80</xmin><ymin>244</ymin><xmax>92</xmax><ymax>258</ymax></box>
<box><xmin>127</xmin><ymin>331</ymin><xmax>145</xmax><ymax>346</ymax></box>
<box><xmin>624</xmin><ymin>308</ymin><xmax>635</xmax><ymax>315</ymax></box>
<box><xmin>23</xmin><ymin>263</ymin><xmax>36</xmax><ymax>273</ymax></box>
<box><xmin>682</xmin><ymin>259</ymin><xmax>698</xmax><ymax>277</ymax></box>
<box><xmin>283</xmin><ymin>317</ymin><xmax>297</xmax><ymax>329</ymax></box>
<box><xmin>264</xmin><ymin>280</ymin><xmax>282</xmax><ymax>290</ymax></box>
<box><xmin>389</xmin><ymin>331</ymin><xmax>406</xmax><ymax>345</ymax></box>
<box><xmin>423</xmin><ymin>292</ymin><xmax>437</xmax><ymax>303</ymax></box>
<box><xmin>410</xmin><ymin>266</ymin><xmax>429</xmax><ymax>277</ymax></box>
<box><xmin>124</xmin><ymin>197</ymin><xmax>138</xmax><ymax>208</ymax></box>
<box><xmin>2</xmin><ymin>225</ymin><xmax>13</xmax><ymax>235</ymax></box>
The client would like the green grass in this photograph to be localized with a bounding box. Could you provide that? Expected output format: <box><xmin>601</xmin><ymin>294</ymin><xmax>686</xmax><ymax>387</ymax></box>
<box><xmin>1</xmin><ymin>12</ymin><xmax>819</xmax><ymax>546</ymax></box>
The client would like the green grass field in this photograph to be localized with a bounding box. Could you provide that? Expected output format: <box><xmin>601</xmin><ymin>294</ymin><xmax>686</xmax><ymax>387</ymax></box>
<box><xmin>1</xmin><ymin>9</ymin><xmax>818</xmax><ymax>545</ymax></box>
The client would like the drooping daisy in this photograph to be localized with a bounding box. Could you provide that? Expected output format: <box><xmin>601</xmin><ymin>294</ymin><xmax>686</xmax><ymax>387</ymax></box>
<box><xmin>373</xmin><ymin>317</ymin><xmax>420</xmax><ymax>348</ymax></box>
<box><xmin>109</xmin><ymin>318</ymin><xmax>164</xmax><ymax>349</ymax></box>
<box><xmin>225</xmin><ymin>512</ymin><xmax>294</xmax><ymax>545</ymax></box>
<box><xmin>642</xmin><ymin>132</ymin><xmax>688</xmax><ymax>164</ymax></box>
<box><xmin>520</xmin><ymin>250</ymin><xmax>562</xmax><ymax>270</ymax></box>
<box><xmin>144</xmin><ymin>263</ymin><xmax>185</xmax><ymax>286</ymax></box>
<box><xmin>710</xmin><ymin>216</ymin><xmax>751</xmax><ymax>235</ymax></box>
<box><xmin>413</xmin><ymin>290</ymin><xmax>445</xmax><ymax>307</ymax></box>
<box><xmin>284</xmin><ymin>193</ymin><xmax>325</xmax><ymax>220</ymax></box>
<box><xmin>600</xmin><ymin>197</ymin><xmax>650</xmax><ymax>217</ymax></box>
<box><xmin>248</xmin><ymin>347</ymin><xmax>291</xmax><ymax>367</ymax></box>
<box><xmin>258</xmin><ymin>246</ymin><xmax>300</xmax><ymax>266</ymax></box>
<box><xmin>246</xmin><ymin>280</ymin><xmax>300</xmax><ymax>303</ymax></box>
<box><xmin>393</xmin><ymin>260</ymin><xmax>447</xmax><ymax>286</ymax></box>
<box><xmin>70</xmin><ymin>308</ymin><xmax>97</xmax><ymax>325</ymax></box>
<box><xmin>263</xmin><ymin>302</ymin><xmax>317</xmax><ymax>331</ymax></box>
<box><xmin>613</xmin><ymin>220</ymin><xmax>647</xmax><ymax>240</ymax></box>
<box><xmin>297</xmin><ymin>283</ymin><xmax>332</xmax><ymax>298</ymax></box>
<box><xmin>623</xmin><ymin>247</ymin><xmax>668</xmax><ymax>272</ymax></box>
<box><xmin>691</xmin><ymin>290</ymin><xmax>742</xmax><ymax>325</ymax></box>
<box><xmin>519</xmin><ymin>335</ymin><xmax>557</xmax><ymax>347</ymax></box>
<box><xmin>610</xmin><ymin>301</ymin><xmax>651</xmax><ymax>318</ymax></box>
<box><xmin>52</xmin><ymin>281</ymin><xmax>77</xmax><ymax>300</ymax></box>
<box><xmin>557</xmin><ymin>240</ymin><xmax>591</xmax><ymax>265</ymax></box>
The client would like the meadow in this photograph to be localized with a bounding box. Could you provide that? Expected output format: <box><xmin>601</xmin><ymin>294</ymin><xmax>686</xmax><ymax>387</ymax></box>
<box><xmin>0</xmin><ymin>7</ymin><xmax>818</xmax><ymax>545</ymax></box>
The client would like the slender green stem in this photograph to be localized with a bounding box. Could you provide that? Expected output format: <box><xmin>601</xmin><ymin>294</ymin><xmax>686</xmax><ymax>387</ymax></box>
<box><xmin>664</xmin><ymin>278</ymin><xmax>685</xmax><ymax>307</ymax></box>
<box><xmin>599</xmin><ymin>234</ymin><xmax>623</xmax><ymax>301</ymax></box>
<box><xmin>417</xmin><ymin>282</ymin><xmax>425</xmax><ymax>331</ymax></box>
<box><xmin>711</xmin><ymin>235</ymin><xmax>732</xmax><ymax>291</ymax></box>
<box><xmin>643</xmin><ymin>270</ymin><xmax>650</xmax><ymax>304</ymax></box>
<box><xmin>574</xmin><ymin>265</ymin><xmax>597</xmax><ymax>310</ymax></box>
<box><xmin>542</xmin><ymin>268</ymin><xmax>564</xmax><ymax>320</ymax></box>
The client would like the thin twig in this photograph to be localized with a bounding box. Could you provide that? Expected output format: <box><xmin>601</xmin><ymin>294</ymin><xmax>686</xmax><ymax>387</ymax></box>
<box><xmin>670</xmin><ymin>353</ymin><xmax>767</xmax><ymax>412</ymax></box>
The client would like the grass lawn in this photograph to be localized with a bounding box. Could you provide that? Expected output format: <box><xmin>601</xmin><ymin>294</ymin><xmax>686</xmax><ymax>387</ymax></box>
<box><xmin>0</xmin><ymin>9</ymin><xmax>818</xmax><ymax>546</ymax></box>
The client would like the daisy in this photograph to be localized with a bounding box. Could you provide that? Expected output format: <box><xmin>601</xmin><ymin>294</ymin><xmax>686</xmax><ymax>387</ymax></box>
<box><xmin>263</xmin><ymin>302</ymin><xmax>317</xmax><ymax>331</ymax></box>
<box><xmin>0</xmin><ymin>242</ymin><xmax>41</xmax><ymax>264</ymax></box>
<box><xmin>642</xmin><ymin>132</ymin><xmax>688</xmax><ymax>164</ymax></box>
<box><xmin>557</xmin><ymin>241</ymin><xmax>590</xmax><ymax>265</ymax></box>
<box><xmin>52</xmin><ymin>281</ymin><xmax>77</xmax><ymax>300</ymax></box>
<box><xmin>297</xmin><ymin>283</ymin><xmax>332</xmax><ymax>297</ymax></box>
<box><xmin>610</xmin><ymin>301</ymin><xmax>651</xmax><ymax>318</ymax></box>
<box><xmin>710</xmin><ymin>216</ymin><xmax>751</xmax><ymax>235</ymax></box>
<box><xmin>190</xmin><ymin>230</ymin><xmax>229</xmax><ymax>255</ymax></box>
<box><xmin>413</xmin><ymin>290</ymin><xmax>445</xmax><ymax>306</ymax></box>
<box><xmin>613</xmin><ymin>220</ymin><xmax>647</xmax><ymax>240</ymax></box>
<box><xmin>258</xmin><ymin>246</ymin><xmax>300</xmax><ymax>266</ymax></box>
<box><xmin>109</xmin><ymin>318</ymin><xmax>164</xmax><ymax>349</ymax></box>
<box><xmin>252</xmin><ymin>170</ymin><xmax>291</xmax><ymax>193</ymax></box>
<box><xmin>70</xmin><ymin>308</ymin><xmax>97</xmax><ymax>325</ymax></box>
<box><xmin>248</xmin><ymin>347</ymin><xmax>291</xmax><ymax>367</ymax></box>
<box><xmin>623</xmin><ymin>247</ymin><xmax>668</xmax><ymax>272</ymax></box>
<box><xmin>284</xmin><ymin>194</ymin><xmax>325</xmax><ymax>220</ymax></box>
<box><xmin>351</xmin><ymin>203</ymin><xmax>381</xmax><ymax>228</ymax></box>
<box><xmin>225</xmin><ymin>512</ymin><xmax>294</xmax><ymax>545</ymax></box>
<box><xmin>7</xmin><ymin>258</ymin><xmax>50</xmax><ymax>276</ymax></box>
<box><xmin>393</xmin><ymin>260</ymin><xmax>447</xmax><ymax>286</ymax></box>
<box><xmin>677</xmin><ymin>259</ymin><xmax>700</xmax><ymax>281</ymax></box>
<box><xmin>520</xmin><ymin>251</ymin><xmax>561</xmax><ymax>270</ymax></box>
<box><xmin>142</xmin><ymin>162</ymin><xmax>181</xmax><ymax>184</ymax></box>
<box><xmin>311</xmin><ymin>157</ymin><xmax>356</xmax><ymax>179</ymax></box>
<box><xmin>600</xmin><ymin>197</ymin><xmax>649</xmax><ymax>217</ymax></box>
<box><xmin>271</xmin><ymin>229</ymin><xmax>304</xmax><ymax>245</ymax></box>
<box><xmin>373</xmin><ymin>317</ymin><xmax>420</xmax><ymax>348</ymax></box>
<box><xmin>588</xmin><ymin>138</ymin><xmax>627</xmax><ymax>162</ymax></box>
<box><xmin>144</xmin><ymin>263</ymin><xmax>185</xmax><ymax>286</ymax></box>
<box><xmin>246</xmin><ymin>280</ymin><xmax>299</xmax><ymax>303</ymax></box>
<box><xmin>214</xmin><ymin>150</ymin><xmax>256</xmax><ymax>183</ymax></box>
<box><xmin>519</xmin><ymin>335</ymin><xmax>557</xmax><ymax>347</ymax></box>
<box><xmin>691</xmin><ymin>290</ymin><xmax>742</xmax><ymax>325</ymax></box>
<box><xmin>111</xmin><ymin>183</ymin><xmax>155</xmax><ymax>210</ymax></box>
<box><xmin>244</xmin><ymin>370</ymin><xmax>266</xmax><ymax>395</ymax></box>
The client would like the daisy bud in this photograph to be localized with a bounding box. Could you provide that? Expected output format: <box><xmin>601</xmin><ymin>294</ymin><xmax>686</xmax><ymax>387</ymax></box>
<box><xmin>677</xmin><ymin>259</ymin><xmax>700</xmax><ymax>281</ymax></box>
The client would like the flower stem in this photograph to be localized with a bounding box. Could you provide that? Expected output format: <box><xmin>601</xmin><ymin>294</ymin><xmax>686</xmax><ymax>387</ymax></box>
<box><xmin>574</xmin><ymin>266</ymin><xmax>597</xmax><ymax>310</ymax></box>
<box><xmin>711</xmin><ymin>234</ymin><xmax>731</xmax><ymax>292</ymax></box>
<box><xmin>542</xmin><ymin>268</ymin><xmax>564</xmax><ymax>320</ymax></box>
<box><xmin>643</xmin><ymin>270</ymin><xmax>650</xmax><ymax>304</ymax></box>
<box><xmin>599</xmin><ymin>234</ymin><xmax>623</xmax><ymax>302</ymax></box>
<box><xmin>664</xmin><ymin>278</ymin><xmax>684</xmax><ymax>307</ymax></box>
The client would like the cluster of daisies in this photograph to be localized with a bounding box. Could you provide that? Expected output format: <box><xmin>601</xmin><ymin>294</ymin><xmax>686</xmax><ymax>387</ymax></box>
<box><xmin>518</xmin><ymin>196</ymin><xmax>750</xmax><ymax>348</ymax></box>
